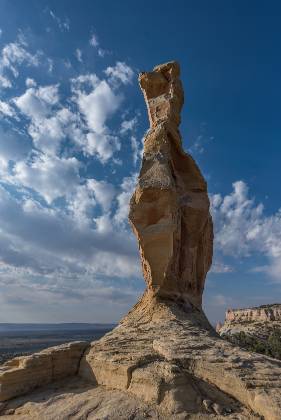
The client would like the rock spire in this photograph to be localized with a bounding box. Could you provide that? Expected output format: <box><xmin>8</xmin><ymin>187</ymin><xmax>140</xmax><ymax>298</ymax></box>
<box><xmin>129</xmin><ymin>61</ymin><xmax>213</xmax><ymax>307</ymax></box>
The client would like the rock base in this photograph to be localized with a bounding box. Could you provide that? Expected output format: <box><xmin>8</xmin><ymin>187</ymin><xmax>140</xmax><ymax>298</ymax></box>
<box><xmin>79</xmin><ymin>293</ymin><xmax>281</xmax><ymax>419</ymax></box>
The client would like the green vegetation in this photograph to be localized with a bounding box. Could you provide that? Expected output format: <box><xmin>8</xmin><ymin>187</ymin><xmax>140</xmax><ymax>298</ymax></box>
<box><xmin>224</xmin><ymin>328</ymin><xmax>281</xmax><ymax>360</ymax></box>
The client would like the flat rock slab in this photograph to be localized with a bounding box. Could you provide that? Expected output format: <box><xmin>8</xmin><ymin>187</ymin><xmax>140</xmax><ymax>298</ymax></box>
<box><xmin>0</xmin><ymin>341</ymin><xmax>88</xmax><ymax>402</ymax></box>
<box><xmin>0</xmin><ymin>377</ymin><xmax>259</xmax><ymax>419</ymax></box>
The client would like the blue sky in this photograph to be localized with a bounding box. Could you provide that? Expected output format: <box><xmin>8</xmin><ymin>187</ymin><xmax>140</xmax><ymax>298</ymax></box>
<box><xmin>0</xmin><ymin>0</ymin><xmax>281</xmax><ymax>324</ymax></box>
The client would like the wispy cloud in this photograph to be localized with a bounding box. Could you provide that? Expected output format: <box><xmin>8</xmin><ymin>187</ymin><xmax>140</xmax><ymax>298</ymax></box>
<box><xmin>0</xmin><ymin>36</ymin><xmax>40</xmax><ymax>88</ymax></box>
<box><xmin>49</xmin><ymin>10</ymin><xmax>70</xmax><ymax>32</ymax></box>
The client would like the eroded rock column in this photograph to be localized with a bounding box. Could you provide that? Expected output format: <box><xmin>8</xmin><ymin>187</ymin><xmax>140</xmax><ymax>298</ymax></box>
<box><xmin>129</xmin><ymin>61</ymin><xmax>213</xmax><ymax>308</ymax></box>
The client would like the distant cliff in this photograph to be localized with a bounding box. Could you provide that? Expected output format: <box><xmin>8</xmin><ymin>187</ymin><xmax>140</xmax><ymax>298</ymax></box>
<box><xmin>224</xmin><ymin>304</ymin><xmax>281</xmax><ymax>323</ymax></box>
<box><xmin>217</xmin><ymin>304</ymin><xmax>281</xmax><ymax>360</ymax></box>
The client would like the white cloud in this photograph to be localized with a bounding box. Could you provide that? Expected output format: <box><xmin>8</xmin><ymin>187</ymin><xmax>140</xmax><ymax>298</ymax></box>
<box><xmin>86</xmin><ymin>132</ymin><xmax>120</xmax><ymax>163</ymax></box>
<box><xmin>89</xmin><ymin>32</ymin><xmax>107</xmax><ymax>57</ymax></box>
<box><xmin>0</xmin><ymin>34</ymin><xmax>142</xmax><ymax>321</ymax></box>
<box><xmin>67</xmin><ymin>184</ymin><xmax>96</xmax><ymax>226</ymax></box>
<box><xmin>1</xmin><ymin>41</ymin><xmax>39</xmax><ymax>76</ymax></box>
<box><xmin>0</xmin><ymin>127</ymin><xmax>31</xmax><ymax>176</ymax></box>
<box><xmin>0</xmin><ymin>74</ymin><xmax>11</xmax><ymax>88</ymax></box>
<box><xmin>114</xmin><ymin>173</ymin><xmax>137</xmax><ymax>225</ymax></box>
<box><xmin>14</xmin><ymin>84</ymin><xmax>59</xmax><ymax>119</ymax></box>
<box><xmin>211</xmin><ymin>180</ymin><xmax>281</xmax><ymax>282</ymax></box>
<box><xmin>14</xmin><ymin>84</ymin><xmax>84</xmax><ymax>156</ymax></box>
<box><xmin>210</xmin><ymin>261</ymin><xmax>234</xmax><ymax>273</ymax></box>
<box><xmin>25</xmin><ymin>78</ymin><xmax>37</xmax><ymax>87</ymax></box>
<box><xmin>89</xmin><ymin>33</ymin><xmax>99</xmax><ymax>48</ymax></box>
<box><xmin>75</xmin><ymin>48</ymin><xmax>83</xmax><ymax>63</ymax></box>
<box><xmin>71</xmin><ymin>75</ymin><xmax>124</xmax><ymax>161</ymax></box>
<box><xmin>0</xmin><ymin>184</ymin><xmax>139</xmax><ymax>290</ymax></box>
<box><xmin>75</xmin><ymin>79</ymin><xmax>122</xmax><ymax>134</ymax></box>
<box><xmin>13</xmin><ymin>154</ymin><xmax>80</xmax><ymax>204</ymax></box>
<box><xmin>130</xmin><ymin>136</ymin><xmax>142</xmax><ymax>166</ymax></box>
<box><xmin>105</xmin><ymin>62</ymin><xmax>134</xmax><ymax>86</ymax></box>
<box><xmin>120</xmin><ymin>116</ymin><xmax>138</xmax><ymax>134</ymax></box>
<box><xmin>87</xmin><ymin>179</ymin><xmax>116</xmax><ymax>212</ymax></box>
<box><xmin>49</xmin><ymin>10</ymin><xmax>70</xmax><ymax>31</ymax></box>
<box><xmin>0</xmin><ymin>99</ymin><xmax>15</xmax><ymax>117</ymax></box>
<box><xmin>0</xmin><ymin>39</ymin><xmax>40</xmax><ymax>88</ymax></box>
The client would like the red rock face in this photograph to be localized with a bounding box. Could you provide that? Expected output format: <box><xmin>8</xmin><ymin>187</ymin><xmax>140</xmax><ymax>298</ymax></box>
<box><xmin>129</xmin><ymin>62</ymin><xmax>213</xmax><ymax>308</ymax></box>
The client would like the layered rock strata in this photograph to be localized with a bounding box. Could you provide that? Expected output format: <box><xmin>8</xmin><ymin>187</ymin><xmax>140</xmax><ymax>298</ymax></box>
<box><xmin>1</xmin><ymin>62</ymin><xmax>281</xmax><ymax>420</ymax></box>
<box><xmin>217</xmin><ymin>304</ymin><xmax>281</xmax><ymax>361</ymax></box>
<box><xmin>224</xmin><ymin>304</ymin><xmax>281</xmax><ymax>323</ymax></box>
<box><xmin>0</xmin><ymin>341</ymin><xmax>87</xmax><ymax>402</ymax></box>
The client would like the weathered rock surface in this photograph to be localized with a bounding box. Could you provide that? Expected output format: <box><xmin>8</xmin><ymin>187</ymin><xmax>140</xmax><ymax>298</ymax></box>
<box><xmin>79</xmin><ymin>295</ymin><xmax>281</xmax><ymax>419</ymax></box>
<box><xmin>223</xmin><ymin>304</ymin><xmax>281</xmax><ymax>324</ymax></box>
<box><xmin>0</xmin><ymin>377</ymin><xmax>257</xmax><ymax>419</ymax></box>
<box><xmin>0</xmin><ymin>341</ymin><xmax>87</xmax><ymax>402</ymax></box>
<box><xmin>217</xmin><ymin>304</ymin><xmax>281</xmax><ymax>361</ymax></box>
<box><xmin>1</xmin><ymin>62</ymin><xmax>281</xmax><ymax>420</ymax></box>
<box><xmin>129</xmin><ymin>61</ymin><xmax>213</xmax><ymax>309</ymax></box>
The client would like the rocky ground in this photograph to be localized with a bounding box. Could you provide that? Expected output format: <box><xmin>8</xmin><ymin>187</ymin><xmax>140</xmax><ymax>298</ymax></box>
<box><xmin>0</xmin><ymin>377</ymin><xmax>260</xmax><ymax>420</ymax></box>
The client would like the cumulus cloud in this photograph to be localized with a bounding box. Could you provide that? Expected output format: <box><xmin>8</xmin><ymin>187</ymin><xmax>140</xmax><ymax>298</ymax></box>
<box><xmin>15</xmin><ymin>84</ymin><xmax>59</xmax><ymax>118</ymax></box>
<box><xmin>105</xmin><ymin>62</ymin><xmax>134</xmax><ymax>86</ymax></box>
<box><xmin>0</xmin><ymin>38</ymin><xmax>40</xmax><ymax>88</ymax></box>
<box><xmin>120</xmin><ymin>116</ymin><xmax>142</xmax><ymax>165</ymax></box>
<box><xmin>211</xmin><ymin>180</ymin><xmax>281</xmax><ymax>282</ymax></box>
<box><xmin>114</xmin><ymin>173</ymin><xmax>137</xmax><ymax>225</ymax></box>
<box><xmin>0</xmin><ymin>183</ymin><xmax>139</xmax><ymax>285</ymax></box>
<box><xmin>74</xmin><ymin>78</ymin><xmax>122</xmax><ymax>134</ymax></box>
<box><xmin>25</xmin><ymin>78</ymin><xmax>36</xmax><ymax>87</ymax></box>
<box><xmin>14</xmin><ymin>84</ymin><xmax>84</xmax><ymax>155</ymax></box>
<box><xmin>0</xmin><ymin>28</ymin><xmax>140</xmax><ymax>320</ymax></box>
<box><xmin>86</xmin><ymin>132</ymin><xmax>120</xmax><ymax>163</ymax></box>
<box><xmin>70</xmin><ymin>70</ymin><xmax>131</xmax><ymax>163</ymax></box>
<box><xmin>0</xmin><ymin>99</ymin><xmax>16</xmax><ymax>117</ymax></box>
<box><xmin>13</xmin><ymin>154</ymin><xmax>80</xmax><ymax>204</ymax></box>
<box><xmin>0</xmin><ymin>126</ymin><xmax>31</xmax><ymax>174</ymax></box>
<box><xmin>87</xmin><ymin>179</ymin><xmax>116</xmax><ymax>212</ymax></box>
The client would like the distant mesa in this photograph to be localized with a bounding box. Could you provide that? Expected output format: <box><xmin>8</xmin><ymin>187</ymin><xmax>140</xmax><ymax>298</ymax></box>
<box><xmin>217</xmin><ymin>303</ymin><xmax>281</xmax><ymax>361</ymax></box>
<box><xmin>1</xmin><ymin>62</ymin><xmax>281</xmax><ymax>420</ymax></box>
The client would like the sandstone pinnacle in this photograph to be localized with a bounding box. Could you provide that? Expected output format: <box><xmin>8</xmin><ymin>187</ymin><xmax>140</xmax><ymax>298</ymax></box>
<box><xmin>129</xmin><ymin>61</ymin><xmax>213</xmax><ymax>308</ymax></box>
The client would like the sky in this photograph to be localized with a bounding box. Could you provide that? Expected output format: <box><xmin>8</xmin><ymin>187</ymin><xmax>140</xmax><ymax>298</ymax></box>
<box><xmin>0</xmin><ymin>0</ymin><xmax>281</xmax><ymax>324</ymax></box>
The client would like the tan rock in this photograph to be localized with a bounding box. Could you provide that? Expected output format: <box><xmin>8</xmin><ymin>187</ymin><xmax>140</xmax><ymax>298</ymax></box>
<box><xmin>129</xmin><ymin>61</ymin><xmax>213</xmax><ymax>308</ymax></box>
<box><xmin>0</xmin><ymin>341</ymin><xmax>87</xmax><ymax>402</ymax></box>
<box><xmin>225</xmin><ymin>304</ymin><xmax>281</xmax><ymax>323</ymax></box>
